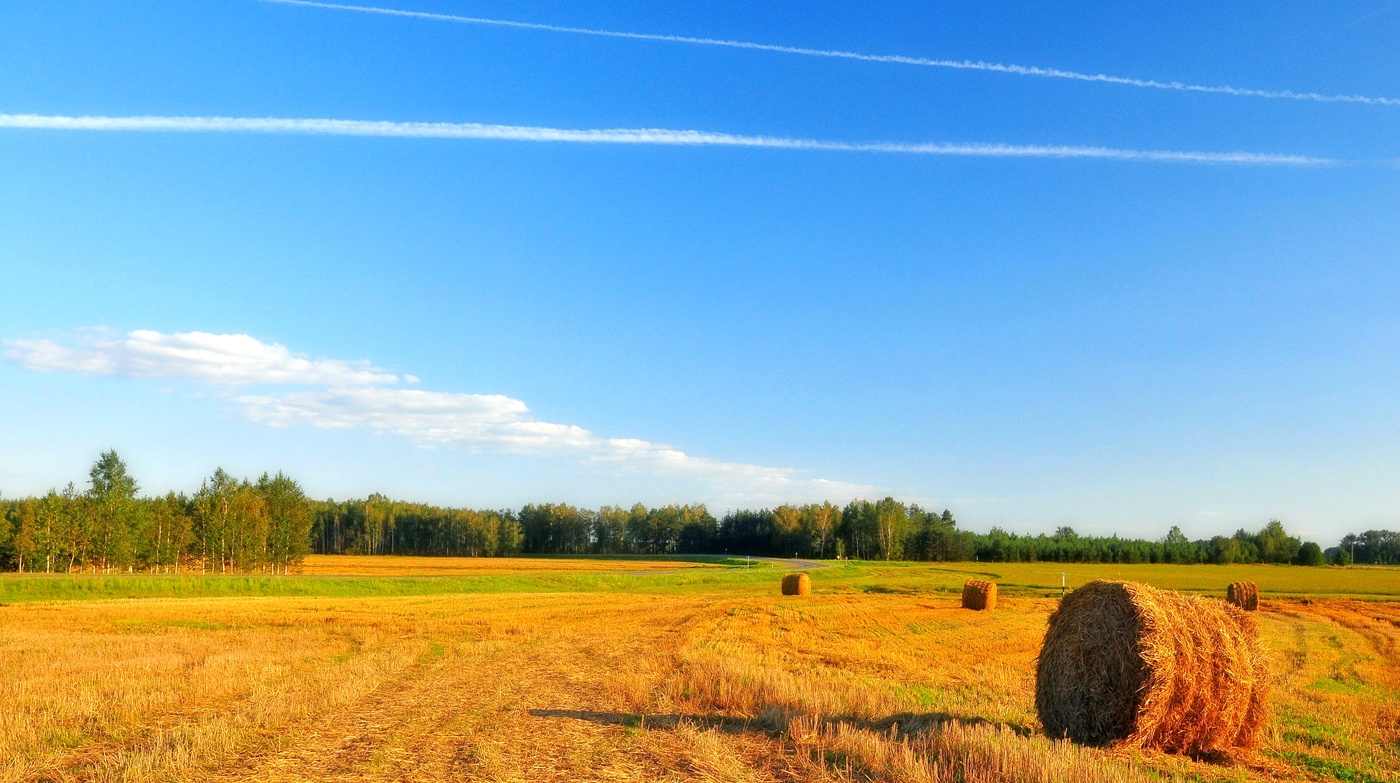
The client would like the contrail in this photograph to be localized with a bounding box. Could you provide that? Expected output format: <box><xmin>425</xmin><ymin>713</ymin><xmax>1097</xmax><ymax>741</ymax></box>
<box><xmin>260</xmin><ymin>0</ymin><xmax>1400</xmax><ymax>108</ymax></box>
<box><xmin>0</xmin><ymin>113</ymin><xmax>1333</xmax><ymax>165</ymax></box>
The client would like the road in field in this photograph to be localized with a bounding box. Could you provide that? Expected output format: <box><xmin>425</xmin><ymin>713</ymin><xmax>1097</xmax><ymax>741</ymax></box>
<box><xmin>752</xmin><ymin>557</ymin><xmax>831</xmax><ymax>570</ymax></box>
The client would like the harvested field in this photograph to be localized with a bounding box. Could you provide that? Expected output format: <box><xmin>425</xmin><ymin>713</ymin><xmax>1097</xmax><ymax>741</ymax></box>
<box><xmin>1</xmin><ymin>560</ymin><xmax>1397</xmax><ymax>782</ymax></box>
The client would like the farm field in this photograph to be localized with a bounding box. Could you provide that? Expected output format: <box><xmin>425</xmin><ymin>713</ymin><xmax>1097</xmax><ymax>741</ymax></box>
<box><xmin>298</xmin><ymin>554</ymin><xmax>727</xmax><ymax>576</ymax></box>
<box><xmin>1</xmin><ymin>559</ymin><xmax>1397</xmax><ymax>782</ymax></box>
<box><xmin>833</xmin><ymin>560</ymin><xmax>1400</xmax><ymax>600</ymax></box>
<box><xmin>4</xmin><ymin>558</ymin><xmax>1395</xmax><ymax>605</ymax></box>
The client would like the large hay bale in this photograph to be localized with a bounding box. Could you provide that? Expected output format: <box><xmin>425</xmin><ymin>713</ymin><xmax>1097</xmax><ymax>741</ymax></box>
<box><xmin>1035</xmin><ymin>580</ymin><xmax>1269</xmax><ymax>758</ymax></box>
<box><xmin>1226</xmin><ymin>581</ymin><xmax>1259</xmax><ymax>611</ymax></box>
<box><xmin>961</xmin><ymin>579</ymin><xmax>997</xmax><ymax>611</ymax></box>
<box><xmin>781</xmin><ymin>572</ymin><xmax>811</xmax><ymax>596</ymax></box>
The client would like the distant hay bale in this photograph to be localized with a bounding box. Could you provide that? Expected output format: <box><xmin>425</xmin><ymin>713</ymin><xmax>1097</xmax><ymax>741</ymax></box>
<box><xmin>782</xmin><ymin>573</ymin><xmax>811</xmax><ymax>596</ymax></box>
<box><xmin>1035</xmin><ymin>580</ymin><xmax>1270</xmax><ymax>758</ymax></box>
<box><xmin>1226</xmin><ymin>581</ymin><xmax>1259</xmax><ymax>611</ymax></box>
<box><xmin>961</xmin><ymin>579</ymin><xmax>997</xmax><ymax>611</ymax></box>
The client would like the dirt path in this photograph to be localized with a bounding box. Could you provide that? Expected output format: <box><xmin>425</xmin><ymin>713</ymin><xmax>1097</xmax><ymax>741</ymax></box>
<box><xmin>752</xmin><ymin>557</ymin><xmax>831</xmax><ymax>571</ymax></box>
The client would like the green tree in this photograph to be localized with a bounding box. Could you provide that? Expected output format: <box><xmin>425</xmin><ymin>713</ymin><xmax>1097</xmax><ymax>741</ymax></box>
<box><xmin>228</xmin><ymin>481</ymin><xmax>269</xmax><ymax>572</ymax></box>
<box><xmin>54</xmin><ymin>485</ymin><xmax>89</xmax><ymax>572</ymax></box>
<box><xmin>497</xmin><ymin>511</ymin><xmax>523</xmax><ymax>554</ymax></box>
<box><xmin>1161</xmin><ymin>526</ymin><xmax>1197</xmax><ymax>563</ymax></box>
<box><xmin>1256</xmin><ymin>520</ymin><xmax>1301</xmax><ymax>564</ymax></box>
<box><xmin>194</xmin><ymin>468</ymin><xmax>240</xmax><ymax>573</ymax></box>
<box><xmin>258</xmin><ymin>473</ymin><xmax>311</xmax><ymax>573</ymax></box>
<box><xmin>801</xmin><ymin>502</ymin><xmax>840</xmax><ymax>559</ymax></box>
<box><xmin>0</xmin><ymin>498</ymin><xmax>12</xmax><ymax>570</ymax></box>
<box><xmin>87</xmin><ymin>450</ymin><xmax>142</xmax><ymax>572</ymax></box>
<box><xmin>142</xmin><ymin>493</ymin><xmax>193</xmax><ymax>573</ymax></box>
<box><xmin>593</xmin><ymin>506</ymin><xmax>630</xmax><ymax>554</ymax></box>
<box><xmin>1208</xmin><ymin>535</ymin><xmax>1244</xmax><ymax>565</ymax></box>
<box><xmin>674</xmin><ymin>504</ymin><xmax>717</xmax><ymax>553</ymax></box>
<box><xmin>873</xmin><ymin>498</ymin><xmax>907</xmax><ymax>560</ymax></box>
<box><xmin>771</xmin><ymin>505</ymin><xmax>803</xmax><ymax>556</ymax></box>
<box><xmin>12</xmin><ymin>498</ymin><xmax>37</xmax><ymax>572</ymax></box>
<box><xmin>1295</xmin><ymin>541</ymin><xmax>1326</xmax><ymax>566</ymax></box>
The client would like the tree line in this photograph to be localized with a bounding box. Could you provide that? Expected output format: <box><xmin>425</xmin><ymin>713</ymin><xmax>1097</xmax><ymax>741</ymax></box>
<box><xmin>1</xmin><ymin>451</ymin><xmax>1391</xmax><ymax>572</ymax></box>
<box><xmin>1332</xmin><ymin>530</ymin><xmax>1400</xmax><ymax>565</ymax></box>
<box><xmin>0</xmin><ymin>451</ymin><xmax>311</xmax><ymax>574</ymax></box>
<box><xmin>304</xmin><ymin>494</ymin><xmax>1347</xmax><ymax>566</ymax></box>
<box><xmin>308</xmin><ymin>497</ymin><xmax>964</xmax><ymax>561</ymax></box>
<box><xmin>972</xmin><ymin>520</ymin><xmax>1330</xmax><ymax>566</ymax></box>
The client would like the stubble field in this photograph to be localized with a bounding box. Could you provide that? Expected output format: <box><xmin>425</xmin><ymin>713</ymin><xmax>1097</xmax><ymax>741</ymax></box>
<box><xmin>1</xmin><ymin>558</ymin><xmax>1397</xmax><ymax>782</ymax></box>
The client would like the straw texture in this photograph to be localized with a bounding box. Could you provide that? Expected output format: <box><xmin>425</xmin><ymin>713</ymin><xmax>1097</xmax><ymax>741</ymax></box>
<box><xmin>1035</xmin><ymin>580</ymin><xmax>1269</xmax><ymax>758</ymax></box>
<box><xmin>1226</xmin><ymin>581</ymin><xmax>1259</xmax><ymax>611</ymax></box>
<box><xmin>961</xmin><ymin>579</ymin><xmax>998</xmax><ymax>611</ymax></box>
<box><xmin>782</xmin><ymin>573</ymin><xmax>812</xmax><ymax>596</ymax></box>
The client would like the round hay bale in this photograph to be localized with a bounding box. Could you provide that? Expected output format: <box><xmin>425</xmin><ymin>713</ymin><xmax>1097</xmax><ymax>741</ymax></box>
<box><xmin>961</xmin><ymin>579</ymin><xmax>997</xmax><ymax>611</ymax></box>
<box><xmin>1035</xmin><ymin>580</ymin><xmax>1269</xmax><ymax>758</ymax></box>
<box><xmin>781</xmin><ymin>572</ymin><xmax>811</xmax><ymax>596</ymax></box>
<box><xmin>1226</xmin><ymin>581</ymin><xmax>1259</xmax><ymax>611</ymax></box>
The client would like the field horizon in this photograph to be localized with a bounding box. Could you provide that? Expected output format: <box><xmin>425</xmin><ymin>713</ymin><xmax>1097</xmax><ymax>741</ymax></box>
<box><xmin>2</xmin><ymin>554</ymin><xmax>1396</xmax><ymax>604</ymax></box>
<box><xmin>9</xmin><ymin>3</ymin><xmax>1399</xmax><ymax>780</ymax></box>
<box><xmin>2</xmin><ymin>555</ymin><xmax>1397</xmax><ymax>782</ymax></box>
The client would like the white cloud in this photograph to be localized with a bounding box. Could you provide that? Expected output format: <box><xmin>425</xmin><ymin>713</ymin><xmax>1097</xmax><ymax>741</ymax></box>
<box><xmin>6</xmin><ymin>329</ymin><xmax>875</xmax><ymax>503</ymax></box>
<box><xmin>232</xmin><ymin>387</ymin><xmax>876</xmax><ymax>502</ymax></box>
<box><xmin>6</xmin><ymin>329</ymin><xmax>399</xmax><ymax>386</ymax></box>
<box><xmin>234</xmin><ymin>387</ymin><xmax>593</xmax><ymax>451</ymax></box>
<box><xmin>0</xmin><ymin>113</ymin><xmax>1333</xmax><ymax>166</ymax></box>
<box><xmin>264</xmin><ymin>0</ymin><xmax>1400</xmax><ymax>108</ymax></box>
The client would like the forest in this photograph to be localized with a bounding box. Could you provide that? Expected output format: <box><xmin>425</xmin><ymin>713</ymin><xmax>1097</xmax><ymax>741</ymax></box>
<box><xmin>310</xmin><ymin>497</ymin><xmax>1353</xmax><ymax>566</ymax></box>
<box><xmin>1</xmin><ymin>451</ymin><xmax>1394</xmax><ymax>573</ymax></box>
<box><xmin>0</xmin><ymin>451</ymin><xmax>311</xmax><ymax>574</ymax></box>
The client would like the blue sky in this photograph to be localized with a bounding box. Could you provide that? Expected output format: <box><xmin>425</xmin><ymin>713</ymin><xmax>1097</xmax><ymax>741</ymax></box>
<box><xmin>2</xmin><ymin>1</ymin><xmax>1398</xmax><ymax>544</ymax></box>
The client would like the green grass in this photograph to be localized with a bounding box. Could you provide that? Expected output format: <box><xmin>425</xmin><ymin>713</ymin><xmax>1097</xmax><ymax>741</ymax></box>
<box><xmin>0</xmin><ymin>565</ymin><xmax>788</xmax><ymax>603</ymax></box>
<box><xmin>1</xmin><ymin>559</ymin><xmax>1396</xmax><ymax>604</ymax></box>
<box><xmin>1270</xmin><ymin>750</ymin><xmax>1391</xmax><ymax>783</ymax></box>
<box><xmin>816</xmin><ymin>560</ymin><xmax>1400</xmax><ymax>599</ymax></box>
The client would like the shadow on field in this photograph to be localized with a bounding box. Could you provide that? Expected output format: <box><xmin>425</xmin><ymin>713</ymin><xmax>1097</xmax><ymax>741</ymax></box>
<box><xmin>528</xmin><ymin>709</ymin><xmax>1034</xmax><ymax>739</ymax></box>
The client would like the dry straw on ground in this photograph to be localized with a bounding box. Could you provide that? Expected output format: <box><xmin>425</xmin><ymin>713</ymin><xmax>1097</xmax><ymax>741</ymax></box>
<box><xmin>1034</xmin><ymin>580</ymin><xmax>1270</xmax><ymax>759</ymax></box>
<box><xmin>1226</xmin><ymin>581</ymin><xmax>1259</xmax><ymax>611</ymax></box>
<box><xmin>961</xmin><ymin>579</ymin><xmax>997</xmax><ymax>611</ymax></box>
<box><xmin>4</xmin><ymin>569</ymin><xmax>1398</xmax><ymax>781</ymax></box>
<box><xmin>781</xmin><ymin>573</ymin><xmax>812</xmax><ymax>596</ymax></box>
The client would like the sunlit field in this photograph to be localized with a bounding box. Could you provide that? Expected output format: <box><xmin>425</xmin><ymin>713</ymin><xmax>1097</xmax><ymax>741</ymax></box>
<box><xmin>830</xmin><ymin>560</ymin><xmax>1400</xmax><ymax>599</ymax></box>
<box><xmin>2</xmin><ymin>559</ymin><xmax>1397</xmax><ymax>782</ymax></box>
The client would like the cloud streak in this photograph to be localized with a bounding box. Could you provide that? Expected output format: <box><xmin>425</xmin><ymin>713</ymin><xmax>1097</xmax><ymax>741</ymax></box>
<box><xmin>262</xmin><ymin>0</ymin><xmax>1400</xmax><ymax>108</ymax></box>
<box><xmin>5</xmin><ymin>330</ymin><xmax>876</xmax><ymax>503</ymax></box>
<box><xmin>6</xmin><ymin>329</ymin><xmax>400</xmax><ymax>386</ymax></box>
<box><xmin>0</xmin><ymin>113</ymin><xmax>1333</xmax><ymax>165</ymax></box>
